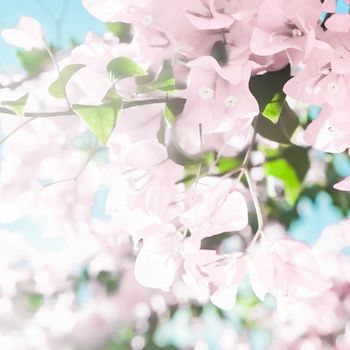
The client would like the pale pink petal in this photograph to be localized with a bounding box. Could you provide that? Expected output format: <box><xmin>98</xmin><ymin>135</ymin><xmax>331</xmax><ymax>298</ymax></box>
<box><xmin>334</xmin><ymin>176</ymin><xmax>350</xmax><ymax>191</ymax></box>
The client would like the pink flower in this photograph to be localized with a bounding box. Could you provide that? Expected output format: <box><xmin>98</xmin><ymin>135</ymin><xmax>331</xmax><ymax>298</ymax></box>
<box><xmin>249</xmin><ymin>236</ymin><xmax>332</xmax><ymax>301</ymax></box>
<box><xmin>182</xmin><ymin>56</ymin><xmax>258</xmax><ymax>124</ymax></box>
<box><xmin>250</xmin><ymin>0</ymin><xmax>322</xmax><ymax>68</ymax></box>
<box><xmin>184</xmin><ymin>0</ymin><xmax>234</xmax><ymax>30</ymax></box>
<box><xmin>326</xmin><ymin>14</ymin><xmax>350</xmax><ymax>32</ymax></box>
<box><xmin>303</xmin><ymin>105</ymin><xmax>350</xmax><ymax>153</ymax></box>
<box><xmin>1</xmin><ymin>16</ymin><xmax>44</xmax><ymax>50</ymax></box>
<box><xmin>134</xmin><ymin>226</ymin><xmax>182</xmax><ymax>290</ymax></box>
<box><xmin>180</xmin><ymin>177</ymin><xmax>248</xmax><ymax>241</ymax></box>
<box><xmin>334</xmin><ymin>176</ymin><xmax>350</xmax><ymax>192</ymax></box>
<box><xmin>182</xmin><ymin>249</ymin><xmax>246</xmax><ymax>310</ymax></box>
<box><xmin>322</xmin><ymin>0</ymin><xmax>336</xmax><ymax>13</ymax></box>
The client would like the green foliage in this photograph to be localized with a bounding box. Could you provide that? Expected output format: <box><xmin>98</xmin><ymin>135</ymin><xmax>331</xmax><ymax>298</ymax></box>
<box><xmin>106</xmin><ymin>22</ymin><xmax>132</xmax><ymax>42</ymax></box>
<box><xmin>97</xmin><ymin>270</ymin><xmax>120</xmax><ymax>294</ymax></box>
<box><xmin>263</xmin><ymin>146</ymin><xmax>309</xmax><ymax>206</ymax></box>
<box><xmin>163</xmin><ymin>98</ymin><xmax>186</xmax><ymax>126</ymax></box>
<box><xmin>264</xmin><ymin>159</ymin><xmax>301</xmax><ymax>206</ymax></box>
<box><xmin>216</xmin><ymin>156</ymin><xmax>241</xmax><ymax>174</ymax></box>
<box><xmin>16</xmin><ymin>49</ymin><xmax>49</xmax><ymax>74</ymax></box>
<box><xmin>107</xmin><ymin>57</ymin><xmax>147</xmax><ymax>81</ymax></box>
<box><xmin>1</xmin><ymin>93</ymin><xmax>29</xmax><ymax>115</ymax></box>
<box><xmin>73</xmin><ymin>100</ymin><xmax>123</xmax><ymax>145</ymax></box>
<box><xmin>48</xmin><ymin>64</ymin><xmax>85</xmax><ymax>99</ymax></box>
<box><xmin>254</xmin><ymin>103</ymin><xmax>299</xmax><ymax>144</ymax></box>
<box><xmin>137</xmin><ymin>61</ymin><xmax>176</xmax><ymax>94</ymax></box>
<box><xmin>262</xmin><ymin>92</ymin><xmax>286</xmax><ymax>124</ymax></box>
<box><xmin>249</xmin><ymin>65</ymin><xmax>290</xmax><ymax>112</ymax></box>
<box><xmin>22</xmin><ymin>292</ymin><xmax>44</xmax><ymax>312</ymax></box>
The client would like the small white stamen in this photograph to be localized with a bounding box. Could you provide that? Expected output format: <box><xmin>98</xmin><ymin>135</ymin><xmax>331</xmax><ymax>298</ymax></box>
<box><xmin>292</xmin><ymin>28</ymin><xmax>303</xmax><ymax>37</ymax></box>
<box><xmin>327</xmin><ymin>81</ymin><xmax>338</xmax><ymax>95</ymax></box>
<box><xmin>224</xmin><ymin>95</ymin><xmax>238</xmax><ymax>107</ymax></box>
<box><xmin>142</xmin><ymin>15</ymin><xmax>152</xmax><ymax>27</ymax></box>
<box><xmin>305</xmin><ymin>86</ymin><xmax>313</xmax><ymax>95</ymax></box>
<box><xmin>198</xmin><ymin>86</ymin><xmax>214</xmax><ymax>101</ymax></box>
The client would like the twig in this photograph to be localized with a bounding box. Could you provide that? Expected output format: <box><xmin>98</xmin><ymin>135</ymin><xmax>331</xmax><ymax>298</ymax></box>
<box><xmin>0</xmin><ymin>117</ymin><xmax>37</xmax><ymax>144</ymax></box>
<box><xmin>0</xmin><ymin>98</ymin><xmax>174</xmax><ymax>119</ymax></box>
<box><xmin>245</xmin><ymin>169</ymin><xmax>264</xmax><ymax>250</ymax></box>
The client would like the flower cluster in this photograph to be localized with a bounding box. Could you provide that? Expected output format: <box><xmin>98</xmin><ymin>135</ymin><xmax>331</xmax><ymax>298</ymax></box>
<box><xmin>1</xmin><ymin>0</ymin><xmax>349</xmax><ymax>315</ymax></box>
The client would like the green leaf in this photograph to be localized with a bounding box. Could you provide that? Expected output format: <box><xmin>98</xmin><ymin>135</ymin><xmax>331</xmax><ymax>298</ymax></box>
<box><xmin>164</xmin><ymin>105</ymin><xmax>176</xmax><ymax>125</ymax></box>
<box><xmin>97</xmin><ymin>270</ymin><xmax>119</xmax><ymax>294</ymax></box>
<box><xmin>16</xmin><ymin>49</ymin><xmax>49</xmax><ymax>74</ymax></box>
<box><xmin>73</xmin><ymin>100</ymin><xmax>123</xmax><ymax>145</ymax></box>
<box><xmin>138</xmin><ymin>61</ymin><xmax>175</xmax><ymax>93</ymax></box>
<box><xmin>48</xmin><ymin>64</ymin><xmax>85</xmax><ymax>99</ymax></box>
<box><xmin>22</xmin><ymin>292</ymin><xmax>44</xmax><ymax>312</ymax></box>
<box><xmin>216</xmin><ymin>157</ymin><xmax>241</xmax><ymax>174</ymax></box>
<box><xmin>249</xmin><ymin>65</ymin><xmax>290</xmax><ymax>112</ymax></box>
<box><xmin>254</xmin><ymin>103</ymin><xmax>299</xmax><ymax>144</ymax></box>
<box><xmin>106</xmin><ymin>22</ymin><xmax>132</xmax><ymax>42</ymax></box>
<box><xmin>107</xmin><ymin>57</ymin><xmax>147</xmax><ymax>81</ymax></box>
<box><xmin>264</xmin><ymin>158</ymin><xmax>301</xmax><ymax>206</ymax></box>
<box><xmin>262</xmin><ymin>92</ymin><xmax>285</xmax><ymax>124</ymax></box>
<box><xmin>282</xmin><ymin>146</ymin><xmax>310</xmax><ymax>181</ymax></box>
<box><xmin>2</xmin><ymin>93</ymin><xmax>29</xmax><ymax>115</ymax></box>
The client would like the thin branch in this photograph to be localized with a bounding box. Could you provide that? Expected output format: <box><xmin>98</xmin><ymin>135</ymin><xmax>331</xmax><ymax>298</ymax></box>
<box><xmin>0</xmin><ymin>117</ymin><xmax>37</xmax><ymax>145</ymax></box>
<box><xmin>192</xmin><ymin>123</ymin><xmax>203</xmax><ymax>200</ymax></box>
<box><xmin>40</xmin><ymin>137</ymin><xmax>99</xmax><ymax>203</ymax></box>
<box><xmin>43</xmin><ymin>39</ymin><xmax>71</xmax><ymax>110</ymax></box>
<box><xmin>245</xmin><ymin>169</ymin><xmax>264</xmax><ymax>250</ymax></box>
<box><xmin>0</xmin><ymin>98</ymin><xmax>173</xmax><ymax>119</ymax></box>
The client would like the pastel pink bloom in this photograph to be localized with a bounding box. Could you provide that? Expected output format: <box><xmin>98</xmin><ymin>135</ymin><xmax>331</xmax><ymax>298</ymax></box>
<box><xmin>182</xmin><ymin>249</ymin><xmax>246</xmax><ymax>310</ymax></box>
<box><xmin>303</xmin><ymin>105</ymin><xmax>350</xmax><ymax>153</ymax></box>
<box><xmin>134</xmin><ymin>226</ymin><xmax>182</xmax><ymax>290</ymax></box>
<box><xmin>322</xmin><ymin>0</ymin><xmax>336</xmax><ymax>13</ymax></box>
<box><xmin>1</xmin><ymin>16</ymin><xmax>44</xmax><ymax>50</ymax></box>
<box><xmin>283</xmin><ymin>46</ymin><xmax>349</xmax><ymax>107</ymax></box>
<box><xmin>205</xmin><ymin>253</ymin><xmax>246</xmax><ymax>310</ymax></box>
<box><xmin>184</xmin><ymin>0</ymin><xmax>234</xmax><ymax>30</ymax></box>
<box><xmin>314</xmin><ymin>219</ymin><xmax>350</xmax><ymax>282</ymax></box>
<box><xmin>326</xmin><ymin>14</ymin><xmax>350</xmax><ymax>32</ymax></box>
<box><xmin>67</xmin><ymin>32</ymin><xmax>144</xmax><ymax>104</ymax></box>
<box><xmin>180</xmin><ymin>177</ymin><xmax>248</xmax><ymax>241</ymax></box>
<box><xmin>106</xmin><ymin>140</ymin><xmax>184</xmax><ymax>242</ymax></box>
<box><xmin>174</xmin><ymin>106</ymin><xmax>254</xmax><ymax>157</ymax></box>
<box><xmin>250</xmin><ymin>0</ymin><xmax>322</xmax><ymax>67</ymax></box>
<box><xmin>122</xmin><ymin>139</ymin><xmax>183</xmax><ymax>186</ymax></box>
<box><xmin>334</xmin><ymin>177</ymin><xmax>350</xmax><ymax>191</ymax></box>
<box><xmin>82</xmin><ymin>0</ymin><xmax>150</xmax><ymax>23</ymax></box>
<box><xmin>249</xmin><ymin>236</ymin><xmax>332</xmax><ymax>301</ymax></box>
<box><xmin>182</xmin><ymin>56</ymin><xmax>258</xmax><ymax>125</ymax></box>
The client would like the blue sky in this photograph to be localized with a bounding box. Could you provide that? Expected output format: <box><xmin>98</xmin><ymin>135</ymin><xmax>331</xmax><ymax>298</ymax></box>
<box><xmin>0</xmin><ymin>0</ymin><xmax>105</xmax><ymax>73</ymax></box>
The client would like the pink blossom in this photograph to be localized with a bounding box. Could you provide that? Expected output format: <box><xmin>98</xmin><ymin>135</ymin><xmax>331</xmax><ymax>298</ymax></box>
<box><xmin>182</xmin><ymin>249</ymin><xmax>246</xmax><ymax>310</ymax></box>
<box><xmin>334</xmin><ymin>176</ymin><xmax>350</xmax><ymax>191</ymax></box>
<box><xmin>180</xmin><ymin>177</ymin><xmax>248</xmax><ymax>241</ymax></box>
<box><xmin>249</xmin><ymin>236</ymin><xmax>332</xmax><ymax>301</ymax></box>
<box><xmin>134</xmin><ymin>226</ymin><xmax>182</xmax><ymax>290</ymax></box>
<box><xmin>1</xmin><ymin>16</ymin><xmax>44</xmax><ymax>50</ymax></box>
<box><xmin>184</xmin><ymin>0</ymin><xmax>234</xmax><ymax>30</ymax></box>
<box><xmin>250</xmin><ymin>0</ymin><xmax>322</xmax><ymax>68</ymax></box>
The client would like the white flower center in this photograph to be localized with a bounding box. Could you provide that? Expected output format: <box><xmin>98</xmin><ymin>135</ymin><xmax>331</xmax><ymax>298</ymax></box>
<box><xmin>292</xmin><ymin>28</ymin><xmax>303</xmax><ymax>37</ymax></box>
<box><xmin>305</xmin><ymin>86</ymin><xmax>313</xmax><ymax>95</ymax></box>
<box><xmin>224</xmin><ymin>95</ymin><xmax>238</xmax><ymax>107</ymax></box>
<box><xmin>327</xmin><ymin>81</ymin><xmax>338</xmax><ymax>95</ymax></box>
<box><xmin>142</xmin><ymin>15</ymin><xmax>152</xmax><ymax>27</ymax></box>
<box><xmin>198</xmin><ymin>86</ymin><xmax>214</xmax><ymax>101</ymax></box>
